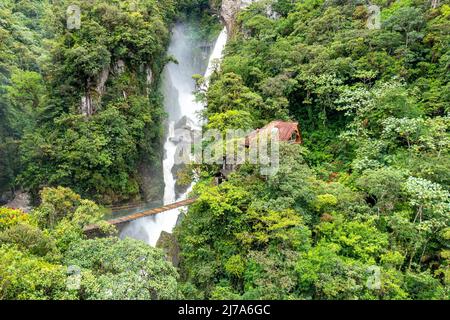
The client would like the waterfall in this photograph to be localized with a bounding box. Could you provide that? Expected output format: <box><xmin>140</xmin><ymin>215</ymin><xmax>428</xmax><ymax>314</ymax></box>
<box><xmin>120</xmin><ymin>24</ymin><xmax>227</xmax><ymax>246</ymax></box>
<box><xmin>204</xmin><ymin>28</ymin><xmax>228</xmax><ymax>81</ymax></box>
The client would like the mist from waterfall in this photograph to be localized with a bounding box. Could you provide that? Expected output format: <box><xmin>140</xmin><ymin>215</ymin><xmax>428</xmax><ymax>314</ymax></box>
<box><xmin>120</xmin><ymin>23</ymin><xmax>227</xmax><ymax>246</ymax></box>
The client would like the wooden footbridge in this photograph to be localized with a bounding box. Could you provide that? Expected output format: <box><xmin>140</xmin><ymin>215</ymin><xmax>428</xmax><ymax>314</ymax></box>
<box><xmin>84</xmin><ymin>197</ymin><xmax>197</xmax><ymax>234</ymax></box>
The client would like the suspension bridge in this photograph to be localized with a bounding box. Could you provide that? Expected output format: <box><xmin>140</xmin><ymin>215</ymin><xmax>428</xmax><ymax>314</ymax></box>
<box><xmin>84</xmin><ymin>197</ymin><xmax>197</xmax><ymax>234</ymax></box>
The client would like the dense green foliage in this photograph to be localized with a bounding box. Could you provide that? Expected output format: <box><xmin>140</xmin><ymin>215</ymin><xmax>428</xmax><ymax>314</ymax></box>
<box><xmin>64</xmin><ymin>237</ymin><xmax>180</xmax><ymax>299</ymax></box>
<box><xmin>0</xmin><ymin>187</ymin><xmax>179</xmax><ymax>300</ymax></box>
<box><xmin>0</xmin><ymin>0</ymin><xmax>182</xmax><ymax>203</ymax></box>
<box><xmin>0</xmin><ymin>0</ymin><xmax>48</xmax><ymax>196</ymax></box>
<box><xmin>1</xmin><ymin>0</ymin><xmax>449</xmax><ymax>301</ymax></box>
<box><xmin>175</xmin><ymin>0</ymin><xmax>450</xmax><ymax>299</ymax></box>
<box><xmin>0</xmin><ymin>0</ymin><xmax>215</xmax><ymax>301</ymax></box>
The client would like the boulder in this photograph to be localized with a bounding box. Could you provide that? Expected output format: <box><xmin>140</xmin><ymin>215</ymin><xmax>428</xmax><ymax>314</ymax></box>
<box><xmin>156</xmin><ymin>231</ymin><xmax>180</xmax><ymax>267</ymax></box>
<box><xmin>175</xmin><ymin>115</ymin><xmax>197</xmax><ymax>131</ymax></box>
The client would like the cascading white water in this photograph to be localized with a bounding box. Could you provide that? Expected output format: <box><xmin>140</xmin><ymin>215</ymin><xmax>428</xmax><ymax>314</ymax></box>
<box><xmin>204</xmin><ymin>28</ymin><xmax>228</xmax><ymax>81</ymax></box>
<box><xmin>121</xmin><ymin>23</ymin><xmax>227</xmax><ymax>246</ymax></box>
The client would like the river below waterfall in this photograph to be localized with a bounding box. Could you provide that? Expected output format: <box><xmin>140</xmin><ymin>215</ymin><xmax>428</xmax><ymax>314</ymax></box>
<box><xmin>120</xmin><ymin>22</ymin><xmax>227</xmax><ymax>246</ymax></box>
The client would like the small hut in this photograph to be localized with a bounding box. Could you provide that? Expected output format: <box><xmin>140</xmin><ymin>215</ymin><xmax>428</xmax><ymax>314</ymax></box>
<box><xmin>214</xmin><ymin>121</ymin><xmax>302</xmax><ymax>184</ymax></box>
<box><xmin>245</xmin><ymin>120</ymin><xmax>302</xmax><ymax>147</ymax></box>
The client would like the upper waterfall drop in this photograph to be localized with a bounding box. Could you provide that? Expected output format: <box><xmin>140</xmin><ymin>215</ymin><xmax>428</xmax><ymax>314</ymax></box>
<box><xmin>120</xmin><ymin>24</ymin><xmax>228</xmax><ymax>246</ymax></box>
<box><xmin>204</xmin><ymin>28</ymin><xmax>228</xmax><ymax>81</ymax></box>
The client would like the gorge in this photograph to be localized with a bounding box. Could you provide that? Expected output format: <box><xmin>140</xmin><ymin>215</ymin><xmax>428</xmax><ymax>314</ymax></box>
<box><xmin>0</xmin><ymin>0</ymin><xmax>448</xmax><ymax>301</ymax></box>
<box><xmin>120</xmin><ymin>22</ymin><xmax>228</xmax><ymax>246</ymax></box>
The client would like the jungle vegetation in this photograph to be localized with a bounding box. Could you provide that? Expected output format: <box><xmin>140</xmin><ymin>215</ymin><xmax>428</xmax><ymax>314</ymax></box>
<box><xmin>0</xmin><ymin>0</ymin><xmax>449</xmax><ymax>300</ymax></box>
<box><xmin>175</xmin><ymin>0</ymin><xmax>450</xmax><ymax>299</ymax></box>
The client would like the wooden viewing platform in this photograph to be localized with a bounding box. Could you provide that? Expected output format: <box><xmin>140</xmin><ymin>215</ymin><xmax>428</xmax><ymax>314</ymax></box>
<box><xmin>84</xmin><ymin>197</ymin><xmax>197</xmax><ymax>233</ymax></box>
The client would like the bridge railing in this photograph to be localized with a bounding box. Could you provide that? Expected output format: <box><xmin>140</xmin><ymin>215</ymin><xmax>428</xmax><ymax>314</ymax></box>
<box><xmin>84</xmin><ymin>197</ymin><xmax>197</xmax><ymax>234</ymax></box>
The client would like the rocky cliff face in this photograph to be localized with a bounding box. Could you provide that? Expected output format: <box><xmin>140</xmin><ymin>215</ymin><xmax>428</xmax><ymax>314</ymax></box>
<box><xmin>220</xmin><ymin>0</ymin><xmax>242</xmax><ymax>35</ymax></box>
<box><xmin>156</xmin><ymin>231</ymin><xmax>180</xmax><ymax>267</ymax></box>
<box><xmin>80</xmin><ymin>66</ymin><xmax>110</xmax><ymax>116</ymax></box>
<box><xmin>220</xmin><ymin>0</ymin><xmax>266</xmax><ymax>36</ymax></box>
<box><xmin>79</xmin><ymin>60</ymin><xmax>154</xmax><ymax>116</ymax></box>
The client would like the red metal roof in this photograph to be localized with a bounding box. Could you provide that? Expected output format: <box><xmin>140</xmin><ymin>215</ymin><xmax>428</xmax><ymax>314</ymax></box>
<box><xmin>245</xmin><ymin>120</ymin><xmax>302</xmax><ymax>146</ymax></box>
